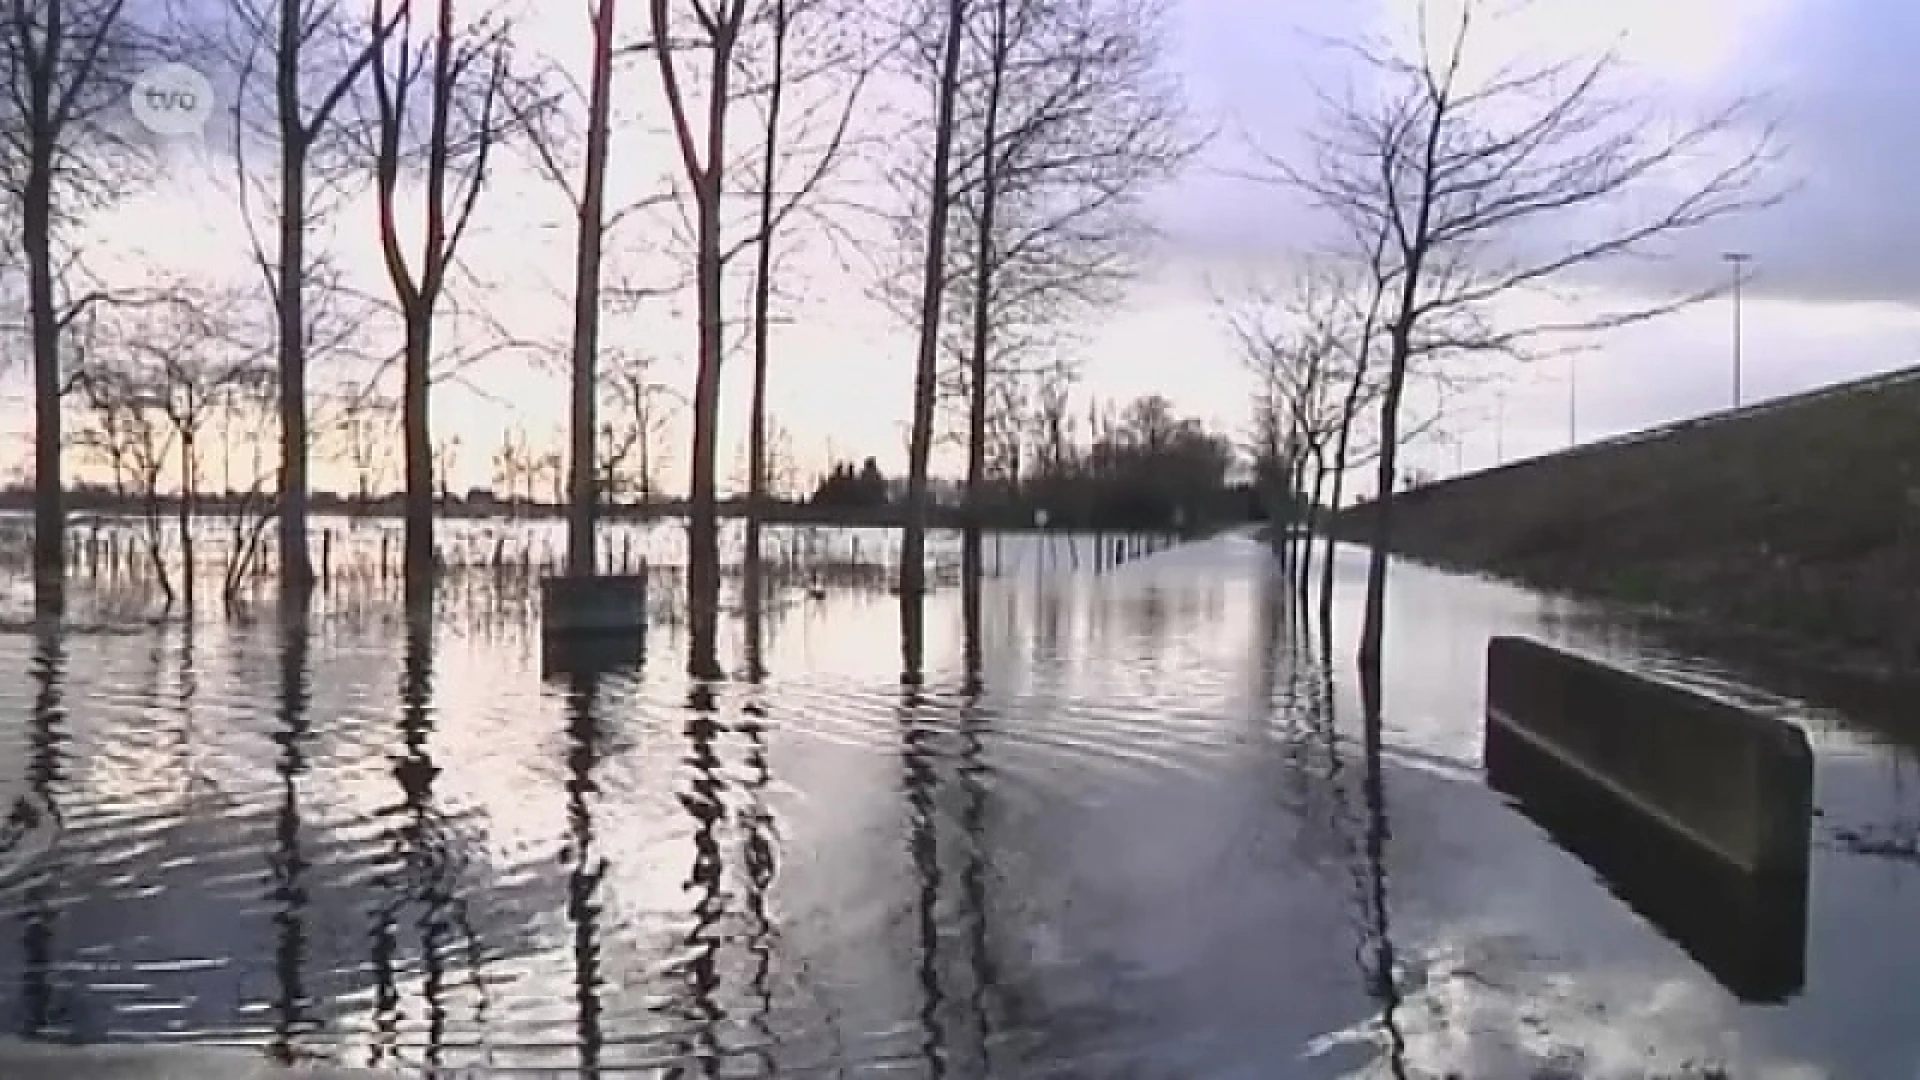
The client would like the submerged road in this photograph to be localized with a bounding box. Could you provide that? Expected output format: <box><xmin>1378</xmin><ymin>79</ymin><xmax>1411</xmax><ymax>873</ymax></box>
<box><xmin>0</xmin><ymin>529</ymin><xmax>1914</xmax><ymax>1078</ymax></box>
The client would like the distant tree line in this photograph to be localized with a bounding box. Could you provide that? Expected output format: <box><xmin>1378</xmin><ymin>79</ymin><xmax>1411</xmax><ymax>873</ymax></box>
<box><xmin>810</xmin><ymin>457</ymin><xmax>890</xmax><ymax>509</ymax></box>
<box><xmin>799</xmin><ymin>394</ymin><xmax>1255</xmax><ymax>532</ymax></box>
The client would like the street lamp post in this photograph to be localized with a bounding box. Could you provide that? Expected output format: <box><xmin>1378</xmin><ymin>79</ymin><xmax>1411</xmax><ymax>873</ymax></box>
<box><xmin>1723</xmin><ymin>252</ymin><xmax>1752</xmax><ymax>409</ymax></box>
<box><xmin>1568</xmin><ymin>353</ymin><xmax>1578</xmax><ymax>449</ymax></box>
<box><xmin>1494</xmin><ymin>391</ymin><xmax>1506</xmax><ymax>465</ymax></box>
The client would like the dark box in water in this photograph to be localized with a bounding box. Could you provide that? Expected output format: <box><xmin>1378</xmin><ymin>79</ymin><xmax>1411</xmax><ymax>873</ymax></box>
<box><xmin>1484</xmin><ymin>635</ymin><xmax>1813</xmax><ymax>1002</ymax></box>
<box><xmin>540</xmin><ymin>573</ymin><xmax>647</xmax><ymax>637</ymax></box>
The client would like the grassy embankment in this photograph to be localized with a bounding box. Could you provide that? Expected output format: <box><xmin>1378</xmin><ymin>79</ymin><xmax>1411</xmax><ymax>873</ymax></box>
<box><xmin>1333</xmin><ymin>366</ymin><xmax>1920</xmax><ymax>676</ymax></box>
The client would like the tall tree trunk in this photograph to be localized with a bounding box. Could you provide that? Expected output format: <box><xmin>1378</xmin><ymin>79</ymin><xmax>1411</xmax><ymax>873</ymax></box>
<box><xmin>276</xmin><ymin>1</ymin><xmax>315</xmax><ymax>598</ymax></box>
<box><xmin>179</xmin><ymin>434</ymin><xmax>197</xmax><ymax>614</ymax></box>
<box><xmin>960</xmin><ymin>525</ymin><xmax>982</xmax><ymax>684</ymax></box>
<box><xmin>26</xmin><ymin>145</ymin><xmax>62</xmax><ymax>613</ymax></box>
<box><xmin>965</xmin><ymin>0</ymin><xmax>1008</xmax><ymax>528</ymax></box>
<box><xmin>901</xmin><ymin>0</ymin><xmax>969</xmax><ymax>609</ymax></box>
<box><xmin>745</xmin><ymin>0</ymin><xmax>789</xmax><ymax>632</ymax></box>
<box><xmin>1298</xmin><ymin>461</ymin><xmax>1327</xmax><ymax>602</ymax></box>
<box><xmin>684</xmin><ymin>20</ymin><xmax>737</xmax><ymax>681</ymax></box>
<box><xmin>566</xmin><ymin>0</ymin><xmax>617</xmax><ymax>577</ymax></box>
<box><xmin>1319</xmin><ymin>326</ymin><xmax>1381</xmax><ymax>639</ymax></box>
<box><xmin>402</xmin><ymin>313</ymin><xmax>434</xmax><ymax>604</ymax></box>
<box><xmin>1357</xmin><ymin>326</ymin><xmax>1413</xmax><ymax>701</ymax></box>
<box><xmin>1282</xmin><ymin>454</ymin><xmax>1306</xmax><ymax>583</ymax></box>
<box><xmin>1319</xmin><ymin>415</ymin><xmax>1361</xmax><ymax>639</ymax></box>
<box><xmin>637</xmin><ymin>434</ymin><xmax>651</xmax><ymax>503</ymax></box>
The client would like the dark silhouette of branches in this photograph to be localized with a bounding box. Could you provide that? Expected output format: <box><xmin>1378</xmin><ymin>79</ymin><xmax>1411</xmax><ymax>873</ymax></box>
<box><xmin>1257</xmin><ymin>0</ymin><xmax>1783</xmax><ymax>700</ymax></box>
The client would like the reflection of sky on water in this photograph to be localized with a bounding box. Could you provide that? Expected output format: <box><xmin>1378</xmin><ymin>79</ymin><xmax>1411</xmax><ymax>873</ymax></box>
<box><xmin>0</xmin><ymin>529</ymin><xmax>1913</xmax><ymax>1076</ymax></box>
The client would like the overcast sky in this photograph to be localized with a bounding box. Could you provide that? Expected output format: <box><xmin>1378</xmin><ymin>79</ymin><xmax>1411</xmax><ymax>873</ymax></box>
<box><xmin>5</xmin><ymin>0</ymin><xmax>1916</xmax><ymax>499</ymax></box>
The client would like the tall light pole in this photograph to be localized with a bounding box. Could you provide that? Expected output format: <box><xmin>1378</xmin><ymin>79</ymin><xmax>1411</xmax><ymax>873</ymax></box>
<box><xmin>1723</xmin><ymin>251</ymin><xmax>1752</xmax><ymax>409</ymax></box>
<box><xmin>1494</xmin><ymin>391</ymin><xmax>1506</xmax><ymax>465</ymax></box>
<box><xmin>1567</xmin><ymin>353</ymin><xmax>1578</xmax><ymax>449</ymax></box>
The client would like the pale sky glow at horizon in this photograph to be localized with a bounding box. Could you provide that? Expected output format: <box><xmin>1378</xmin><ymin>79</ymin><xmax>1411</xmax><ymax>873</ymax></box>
<box><xmin>2</xmin><ymin>0</ymin><xmax>1915</xmax><ymax>502</ymax></box>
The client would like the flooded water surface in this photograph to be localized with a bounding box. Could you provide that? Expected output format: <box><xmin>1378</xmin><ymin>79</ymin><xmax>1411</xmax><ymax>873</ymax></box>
<box><xmin>0</xmin><ymin>526</ymin><xmax>1917</xmax><ymax>1078</ymax></box>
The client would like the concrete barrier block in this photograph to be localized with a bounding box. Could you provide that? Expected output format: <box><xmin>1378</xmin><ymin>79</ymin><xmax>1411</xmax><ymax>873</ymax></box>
<box><xmin>540</xmin><ymin>572</ymin><xmax>647</xmax><ymax>638</ymax></box>
<box><xmin>1484</xmin><ymin>635</ymin><xmax>1813</xmax><ymax>879</ymax></box>
<box><xmin>1486</xmin><ymin>706</ymin><xmax>1809</xmax><ymax>1001</ymax></box>
<box><xmin>1484</xmin><ymin>636</ymin><xmax>1814</xmax><ymax>1001</ymax></box>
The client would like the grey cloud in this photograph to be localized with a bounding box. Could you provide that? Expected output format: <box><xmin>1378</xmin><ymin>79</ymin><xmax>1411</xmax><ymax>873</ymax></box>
<box><xmin>1673</xmin><ymin>0</ymin><xmax>1920</xmax><ymax>307</ymax></box>
<box><xmin>1146</xmin><ymin>0</ymin><xmax>1365</xmax><ymax>265</ymax></box>
<box><xmin>1552</xmin><ymin>0</ymin><xmax>1920</xmax><ymax>307</ymax></box>
<box><xmin>1158</xmin><ymin>0</ymin><xmax>1920</xmax><ymax>311</ymax></box>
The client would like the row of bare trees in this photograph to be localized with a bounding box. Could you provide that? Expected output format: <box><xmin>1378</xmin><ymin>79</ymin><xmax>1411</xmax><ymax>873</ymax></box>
<box><xmin>0</xmin><ymin>0</ymin><xmax>525</xmax><ymax>611</ymax></box>
<box><xmin>0</xmin><ymin>0</ymin><xmax>857</xmax><ymax>633</ymax></box>
<box><xmin>3</xmin><ymin>0</ymin><xmax>1777</xmax><ymax>706</ymax></box>
<box><xmin>1222</xmin><ymin>0</ymin><xmax>1779</xmax><ymax>706</ymax></box>
<box><xmin>889</xmin><ymin>0</ymin><xmax>1190</xmax><ymax>613</ymax></box>
<box><xmin>2</xmin><ymin>0</ymin><xmax>1180</xmax><ymax>651</ymax></box>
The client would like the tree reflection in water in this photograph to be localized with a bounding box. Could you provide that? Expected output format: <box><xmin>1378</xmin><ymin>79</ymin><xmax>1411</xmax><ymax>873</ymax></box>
<box><xmin>1347</xmin><ymin>620</ymin><xmax>1410</xmax><ymax>1079</ymax></box>
<box><xmin>16</xmin><ymin>623</ymin><xmax>65</xmax><ymax>1038</ymax></box>
<box><xmin>558</xmin><ymin>655</ymin><xmax>613</xmax><ymax>1076</ymax></box>
<box><xmin>267</xmin><ymin>614</ymin><xmax>313</xmax><ymax>1065</ymax></box>
<box><xmin>673</xmin><ymin>680</ymin><xmax>725</xmax><ymax>1080</ymax></box>
<box><xmin>367</xmin><ymin>608</ymin><xmax>489</xmax><ymax>1072</ymax></box>
<box><xmin>898</xmin><ymin>626</ymin><xmax>950</xmax><ymax>1080</ymax></box>
<box><xmin>737</xmin><ymin>554</ymin><xmax>779</xmax><ymax>1075</ymax></box>
<box><xmin>957</xmin><ymin>530</ymin><xmax>999</xmax><ymax>1071</ymax></box>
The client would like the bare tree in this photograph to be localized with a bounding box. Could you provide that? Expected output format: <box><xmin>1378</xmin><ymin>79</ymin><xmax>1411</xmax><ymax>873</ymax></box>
<box><xmin>226</xmin><ymin>0</ymin><xmax>408</xmax><ymax>599</ymax></box>
<box><xmin>431</xmin><ymin>433</ymin><xmax>460</xmax><ymax>505</ymax></box>
<box><xmin>332</xmin><ymin>395</ymin><xmax>397</xmax><ymax>510</ymax></box>
<box><xmin>561</xmin><ymin>0</ymin><xmax>617</xmax><ymax>575</ymax></box>
<box><xmin>1314</xmin><ymin>238</ymin><xmax>1389</xmax><ymax>634</ymax></box>
<box><xmin>984</xmin><ymin>362</ymin><xmax>1025</xmax><ymax>487</ymax></box>
<box><xmin>491</xmin><ymin>425</ymin><xmax>533</xmax><ymax>510</ymax></box>
<box><xmin>0</xmin><ymin>0</ymin><xmax>158</xmax><ymax>610</ymax></box>
<box><xmin>536</xmin><ymin>441</ymin><xmax>564</xmax><ymax>508</ymax></box>
<box><xmin>1276</xmin><ymin>0</ymin><xmax>1779</xmax><ymax>699</ymax></box>
<box><xmin>651</xmin><ymin>0</ymin><xmax>751</xmax><ymax>677</ymax></box>
<box><xmin>366</xmin><ymin>0</ymin><xmax>530</xmax><ymax>599</ymax></box>
<box><xmin>947</xmin><ymin>0</ymin><xmax>1188</xmax><ymax>530</ymax></box>
<box><xmin>215</xmin><ymin>386</ymin><xmax>282</xmax><ymax>603</ymax></box>
<box><xmin>897</xmin><ymin>0</ymin><xmax>968</xmax><ymax>609</ymax></box>
<box><xmin>740</xmin><ymin>0</ymin><xmax>872</xmax><ymax>616</ymax></box>
<box><xmin>67</xmin><ymin>313</ymin><xmax>171</xmax><ymax>592</ymax></box>
<box><xmin>1227</xmin><ymin>267</ymin><xmax>1377</xmax><ymax>596</ymax></box>
<box><xmin>72</xmin><ymin>287</ymin><xmax>276</xmax><ymax>613</ymax></box>
<box><xmin>509</xmin><ymin>2</ymin><xmax>697</xmax><ymax>568</ymax></box>
<box><xmin>598</xmin><ymin>351</ymin><xmax>681</xmax><ymax>504</ymax></box>
<box><xmin>1025</xmin><ymin>352</ymin><xmax>1077</xmax><ymax>485</ymax></box>
<box><xmin>732</xmin><ymin>413</ymin><xmax>797</xmax><ymax>497</ymax></box>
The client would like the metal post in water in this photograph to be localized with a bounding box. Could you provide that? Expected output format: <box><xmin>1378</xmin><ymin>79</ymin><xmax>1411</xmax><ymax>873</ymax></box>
<box><xmin>1724</xmin><ymin>251</ymin><xmax>1751</xmax><ymax>409</ymax></box>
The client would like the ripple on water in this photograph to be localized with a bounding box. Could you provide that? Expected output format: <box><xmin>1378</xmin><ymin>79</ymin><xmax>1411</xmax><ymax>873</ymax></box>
<box><xmin>0</xmin><ymin>531</ymin><xmax>1914</xmax><ymax>1076</ymax></box>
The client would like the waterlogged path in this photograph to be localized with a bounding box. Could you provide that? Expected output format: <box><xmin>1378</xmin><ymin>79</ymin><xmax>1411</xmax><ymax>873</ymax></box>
<box><xmin>0</xmin><ymin>531</ymin><xmax>1915</xmax><ymax>1078</ymax></box>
